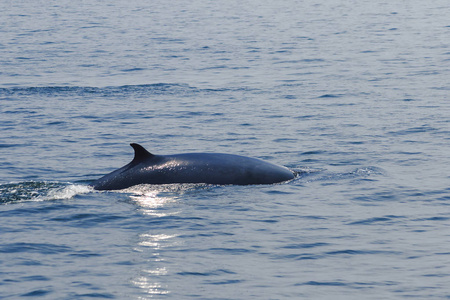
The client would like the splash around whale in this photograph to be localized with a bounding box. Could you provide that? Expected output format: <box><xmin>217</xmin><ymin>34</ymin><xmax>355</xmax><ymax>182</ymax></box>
<box><xmin>91</xmin><ymin>143</ymin><xmax>295</xmax><ymax>190</ymax></box>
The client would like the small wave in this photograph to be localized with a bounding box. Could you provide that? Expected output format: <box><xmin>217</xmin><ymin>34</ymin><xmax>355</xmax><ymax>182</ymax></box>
<box><xmin>348</xmin><ymin>215</ymin><xmax>405</xmax><ymax>225</ymax></box>
<box><xmin>317</xmin><ymin>94</ymin><xmax>343</xmax><ymax>98</ymax></box>
<box><xmin>290</xmin><ymin>166</ymin><xmax>385</xmax><ymax>185</ymax></box>
<box><xmin>0</xmin><ymin>83</ymin><xmax>195</xmax><ymax>97</ymax></box>
<box><xmin>348</xmin><ymin>166</ymin><xmax>385</xmax><ymax>177</ymax></box>
<box><xmin>0</xmin><ymin>83</ymin><xmax>257</xmax><ymax>98</ymax></box>
<box><xmin>0</xmin><ymin>181</ymin><xmax>91</xmax><ymax>204</ymax></box>
<box><xmin>326</xmin><ymin>166</ymin><xmax>385</xmax><ymax>181</ymax></box>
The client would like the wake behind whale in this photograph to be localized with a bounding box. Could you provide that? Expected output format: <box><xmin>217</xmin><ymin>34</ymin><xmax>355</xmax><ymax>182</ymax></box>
<box><xmin>91</xmin><ymin>144</ymin><xmax>294</xmax><ymax>190</ymax></box>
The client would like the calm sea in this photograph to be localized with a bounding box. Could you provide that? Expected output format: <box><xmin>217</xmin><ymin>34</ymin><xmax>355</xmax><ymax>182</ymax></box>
<box><xmin>1</xmin><ymin>0</ymin><xmax>450</xmax><ymax>299</ymax></box>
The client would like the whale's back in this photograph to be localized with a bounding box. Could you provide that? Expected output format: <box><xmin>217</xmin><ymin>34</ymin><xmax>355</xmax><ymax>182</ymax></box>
<box><xmin>91</xmin><ymin>144</ymin><xmax>294</xmax><ymax>190</ymax></box>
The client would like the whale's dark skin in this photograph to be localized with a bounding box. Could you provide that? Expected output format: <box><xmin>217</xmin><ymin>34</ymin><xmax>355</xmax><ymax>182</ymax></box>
<box><xmin>91</xmin><ymin>143</ymin><xmax>294</xmax><ymax>190</ymax></box>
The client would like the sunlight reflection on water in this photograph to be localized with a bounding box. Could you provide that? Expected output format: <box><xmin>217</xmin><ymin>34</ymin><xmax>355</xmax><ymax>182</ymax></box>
<box><xmin>132</xmin><ymin>232</ymin><xmax>179</xmax><ymax>297</ymax></box>
<box><xmin>126</xmin><ymin>185</ymin><xmax>181</xmax><ymax>217</ymax></box>
<box><xmin>132</xmin><ymin>277</ymin><xmax>170</xmax><ymax>298</ymax></box>
<box><xmin>125</xmin><ymin>185</ymin><xmax>186</xmax><ymax>298</ymax></box>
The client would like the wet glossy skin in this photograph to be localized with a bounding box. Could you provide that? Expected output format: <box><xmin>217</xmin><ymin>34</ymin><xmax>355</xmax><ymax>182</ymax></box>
<box><xmin>92</xmin><ymin>144</ymin><xmax>294</xmax><ymax>190</ymax></box>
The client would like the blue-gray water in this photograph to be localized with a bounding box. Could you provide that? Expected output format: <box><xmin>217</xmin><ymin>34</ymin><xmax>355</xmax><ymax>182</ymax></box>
<box><xmin>1</xmin><ymin>1</ymin><xmax>450</xmax><ymax>299</ymax></box>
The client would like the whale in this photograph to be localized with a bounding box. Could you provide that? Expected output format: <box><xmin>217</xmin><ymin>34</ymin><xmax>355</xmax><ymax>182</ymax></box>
<box><xmin>91</xmin><ymin>143</ymin><xmax>294</xmax><ymax>190</ymax></box>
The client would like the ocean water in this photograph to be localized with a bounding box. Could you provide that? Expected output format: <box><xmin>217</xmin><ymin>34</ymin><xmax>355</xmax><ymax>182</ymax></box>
<box><xmin>1</xmin><ymin>0</ymin><xmax>450</xmax><ymax>299</ymax></box>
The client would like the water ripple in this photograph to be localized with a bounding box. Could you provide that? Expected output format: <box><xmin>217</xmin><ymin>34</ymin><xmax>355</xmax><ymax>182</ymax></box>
<box><xmin>0</xmin><ymin>242</ymin><xmax>72</xmax><ymax>254</ymax></box>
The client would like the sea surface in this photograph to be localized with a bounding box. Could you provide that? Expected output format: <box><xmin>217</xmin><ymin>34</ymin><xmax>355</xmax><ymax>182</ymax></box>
<box><xmin>1</xmin><ymin>0</ymin><xmax>450</xmax><ymax>299</ymax></box>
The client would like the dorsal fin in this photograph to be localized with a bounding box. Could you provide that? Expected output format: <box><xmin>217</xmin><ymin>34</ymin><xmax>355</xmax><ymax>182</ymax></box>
<box><xmin>130</xmin><ymin>143</ymin><xmax>154</xmax><ymax>162</ymax></box>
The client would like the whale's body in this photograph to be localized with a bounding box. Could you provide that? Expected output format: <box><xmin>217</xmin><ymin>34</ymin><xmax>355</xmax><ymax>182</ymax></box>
<box><xmin>91</xmin><ymin>143</ymin><xmax>294</xmax><ymax>190</ymax></box>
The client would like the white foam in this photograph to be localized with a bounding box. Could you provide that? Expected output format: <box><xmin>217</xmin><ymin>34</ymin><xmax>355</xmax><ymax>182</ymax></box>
<box><xmin>38</xmin><ymin>184</ymin><xmax>92</xmax><ymax>201</ymax></box>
